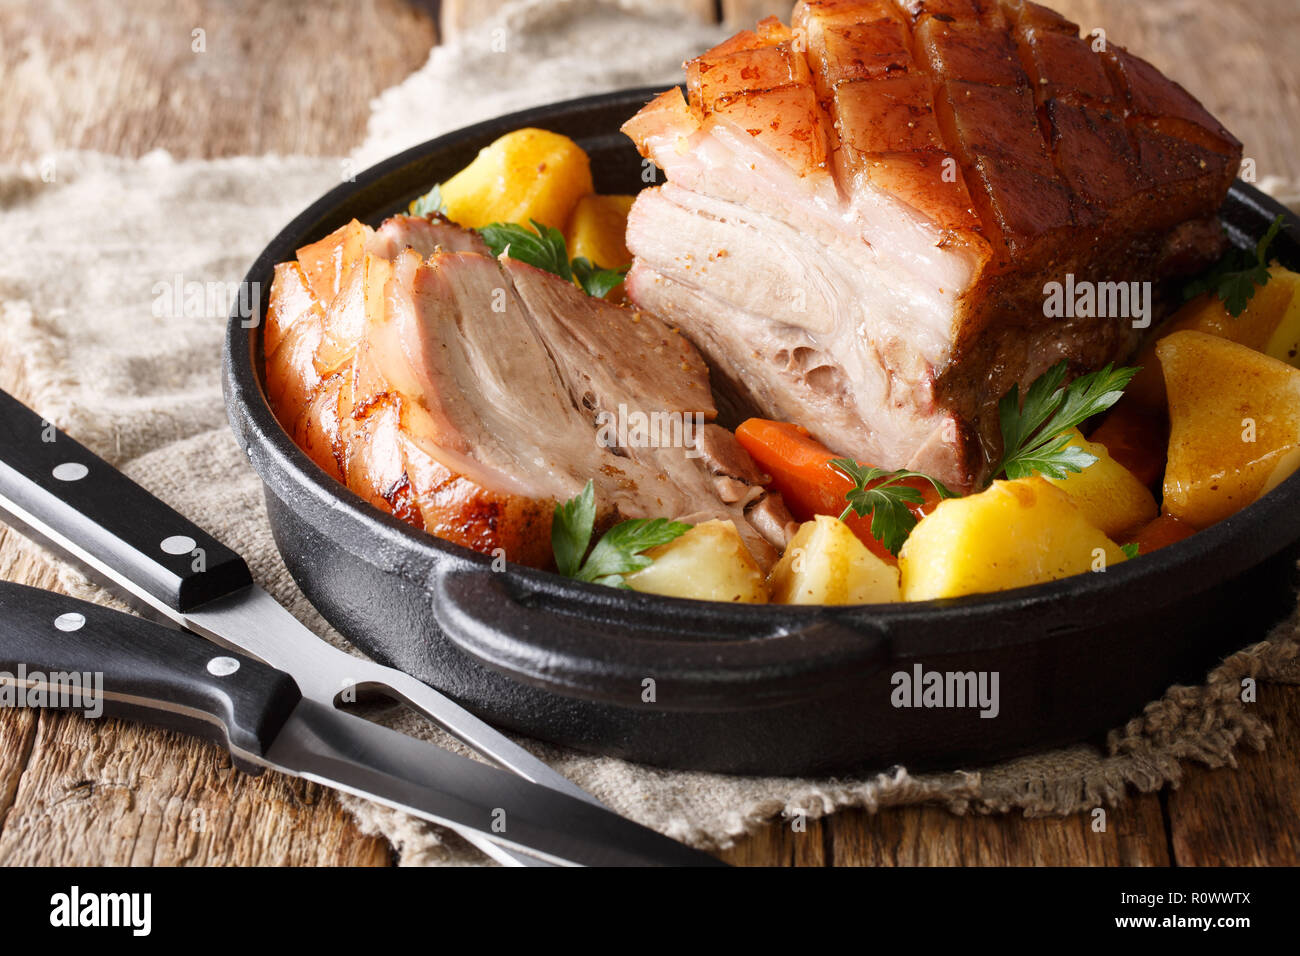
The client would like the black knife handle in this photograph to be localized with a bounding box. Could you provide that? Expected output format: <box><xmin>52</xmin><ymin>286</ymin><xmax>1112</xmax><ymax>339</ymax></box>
<box><xmin>0</xmin><ymin>389</ymin><xmax>252</xmax><ymax>612</ymax></box>
<box><xmin>0</xmin><ymin>580</ymin><xmax>299</xmax><ymax>771</ymax></box>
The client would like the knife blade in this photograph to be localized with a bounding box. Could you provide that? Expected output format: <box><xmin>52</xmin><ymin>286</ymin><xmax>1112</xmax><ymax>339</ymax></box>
<box><xmin>0</xmin><ymin>581</ymin><xmax>722</xmax><ymax>866</ymax></box>
<box><xmin>0</xmin><ymin>388</ymin><xmax>693</xmax><ymax>866</ymax></box>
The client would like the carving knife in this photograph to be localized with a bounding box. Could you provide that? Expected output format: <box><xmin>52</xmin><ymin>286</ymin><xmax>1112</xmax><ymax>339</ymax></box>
<box><xmin>0</xmin><ymin>579</ymin><xmax>720</xmax><ymax>866</ymax></box>
<box><xmin>0</xmin><ymin>389</ymin><xmax>723</xmax><ymax>866</ymax></box>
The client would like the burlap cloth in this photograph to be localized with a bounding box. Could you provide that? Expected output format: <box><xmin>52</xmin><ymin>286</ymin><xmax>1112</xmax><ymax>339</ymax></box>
<box><xmin>3</xmin><ymin>0</ymin><xmax>1299</xmax><ymax>865</ymax></box>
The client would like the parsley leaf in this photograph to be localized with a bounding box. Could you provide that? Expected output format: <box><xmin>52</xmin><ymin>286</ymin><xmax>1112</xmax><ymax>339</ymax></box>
<box><xmin>1182</xmin><ymin>213</ymin><xmax>1285</xmax><ymax>317</ymax></box>
<box><xmin>551</xmin><ymin>480</ymin><xmax>596</xmax><ymax>578</ymax></box>
<box><xmin>479</xmin><ymin>220</ymin><xmax>573</xmax><ymax>280</ymax></box>
<box><xmin>572</xmin><ymin>256</ymin><xmax>630</xmax><ymax>298</ymax></box>
<box><xmin>478</xmin><ymin>220</ymin><xmax>628</xmax><ymax>297</ymax></box>
<box><xmin>1120</xmin><ymin>542</ymin><xmax>1140</xmax><ymax>560</ymax></box>
<box><xmin>579</xmin><ymin>518</ymin><xmax>693</xmax><ymax>585</ymax></box>
<box><xmin>410</xmin><ymin>184</ymin><xmax>448</xmax><ymax>218</ymax></box>
<box><xmin>993</xmin><ymin>361</ymin><xmax>1138</xmax><ymax>481</ymax></box>
<box><xmin>830</xmin><ymin>459</ymin><xmax>955</xmax><ymax>556</ymax></box>
<box><xmin>551</xmin><ymin>481</ymin><xmax>691</xmax><ymax>587</ymax></box>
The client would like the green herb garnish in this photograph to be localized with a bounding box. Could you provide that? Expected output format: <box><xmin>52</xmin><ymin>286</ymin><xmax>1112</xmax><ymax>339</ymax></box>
<box><xmin>1120</xmin><ymin>542</ymin><xmax>1140</xmax><ymax>560</ymax></box>
<box><xmin>551</xmin><ymin>480</ymin><xmax>691</xmax><ymax>587</ymax></box>
<box><xmin>993</xmin><ymin>361</ymin><xmax>1138</xmax><ymax>481</ymax></box>
<box><xmin>552</xmin><ymin>480</ymin><xmax>598</xmax><ymax>579</ymax></box>
<box><xmin>478</xmin><ymin>220</ymin><xmax>629</xmax><ymax>297</ymax></box>
<box><xmin>410</xmin><ymin>184</ymin><xmax>448</xmax><ymax>218</ymax></box>
<box><xmin>829</xmin><ymin>459</ymin><xmax>955</xmax><ymax>556</ymax></box>
<box><xmin>572</xmin><ymin>256</ymin><xmax>629</xmax><ymax>299</ymax></box>
<box><xmin>480</xmin><ymin>220</ymin><xmax>572</xmax><ymax>278</ymax></box>
<box><xmin>1182</xmin><ymin>213</ymin><xmax>1285</xmax><ymax>317</ymax></box>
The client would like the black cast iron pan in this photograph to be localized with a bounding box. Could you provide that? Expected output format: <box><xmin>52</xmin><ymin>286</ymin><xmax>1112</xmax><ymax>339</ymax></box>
<box><xmin>223</xmin><ymin>87</ymin><xmax>1300</xmax><ymax>775</ymax></box>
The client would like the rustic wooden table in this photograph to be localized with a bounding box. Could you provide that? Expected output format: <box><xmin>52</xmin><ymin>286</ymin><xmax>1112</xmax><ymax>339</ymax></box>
<box><xmin>1</xmin><ymin>0</ymin><xmax>1297</xmax><ymax>867</ymax></box>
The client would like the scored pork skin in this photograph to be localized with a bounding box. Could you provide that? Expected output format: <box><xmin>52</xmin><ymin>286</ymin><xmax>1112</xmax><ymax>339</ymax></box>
<box><xmin>263</xmin><ymin>215</ymin><xmax>790</xmax><ymax>569</ymax></box>
<box><xmin>621</xmin><ymin>0</ymin><xmax>1241</xmax><ymax>491</ymax></box>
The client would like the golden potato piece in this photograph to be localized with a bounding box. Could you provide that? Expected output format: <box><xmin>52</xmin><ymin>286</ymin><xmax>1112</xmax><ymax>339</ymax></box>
<box><xmin>898</xmin><ymin>479</ymin><xmax>1127</xmax><ymax>601</ymax></box>
<box><xmin>565</xmin><ymin>194</ymin><xmax>635</xmax><ymax>270</ymax></box>
<box><xmin>1263</xmin><ymin>270</ymin><xmax>1300</xmax><ymax>366</ymax></box>
<box><xmin>768</xmin><ymin>515</ymin><xmax>901</xmax><ymax>605</ymax></box>
<box><xmin>439</xmin><ymin>128</ymin><xmax>594</xmax><ymax>232</ymax></box>
<box><xmin>1127</xmin><ymin>266</ymin><xmax>1300</xmax><ymax>409</ymax></box>
<box><xmin>1159</xmin><ymin>330</ymin><xmax>1300</xmax><ymax>528</ymax></box>
<box><xmin>1041</xmin><ymin>429</ymin><xmax>1158</xmax><ymax>539</ymax></box>
<box><xmin>625</xmin><ymin>519</ymin><xmax>767</xmax><ymax>603</ymax></box>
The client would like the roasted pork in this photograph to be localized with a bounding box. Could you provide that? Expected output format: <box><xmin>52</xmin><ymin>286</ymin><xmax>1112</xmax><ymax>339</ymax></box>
<box><xmin>621</xmin><ymin>0</ymin><xmax>1241</xmax><ymax>490</ymax></box>
<box><xmin>264</xmin><ymin>215</ymin><xmax>791</xmax><ymax>569</ymax></box>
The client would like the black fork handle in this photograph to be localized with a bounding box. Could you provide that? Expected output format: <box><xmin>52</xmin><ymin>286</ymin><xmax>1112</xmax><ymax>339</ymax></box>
<box><xmin>0</xmin><ymin>388</ymin><xmax>253</xmax><ymax>613</ymax></box>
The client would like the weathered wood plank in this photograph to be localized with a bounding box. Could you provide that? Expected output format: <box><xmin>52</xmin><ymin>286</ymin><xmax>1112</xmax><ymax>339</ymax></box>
<box><xmin>715</xmin><ymin>814</ymin><xmax>829</xmax><ymax>866</ymax></box>
<box><xmin>0</xmin><ymin>0</ymin><xmax>437</xmax><ymax>161</ymax></box>
<box><xmin>825</xmin><ymin>794</ymin><xmax>1170</xmax><ymax>866</ymax></box>
<box><xmin>1167</xmin><ymin>684</ymin><xmax>1300</xmax><ymax>866</ymax></box>
<box><xmin>0</xmin><ymin>709</ymin><xmax>38</xmax><ymax>840</ymax></box>
<box><xmin>0</xmin><ymin>710</ymin><xmax>392</xmax><ymax>867</ymax></box>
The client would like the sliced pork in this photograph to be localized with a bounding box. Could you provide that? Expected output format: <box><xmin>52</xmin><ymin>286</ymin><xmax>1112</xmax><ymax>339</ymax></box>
<box><xmin>621</xmin><ymin>0</ymin><xmax>1241</xmax><ymax>490</ymax></box>
<box><xmin>264</xmin><ymin>215</ymin><xmax>790</xmax><ymax>569</ymax></box>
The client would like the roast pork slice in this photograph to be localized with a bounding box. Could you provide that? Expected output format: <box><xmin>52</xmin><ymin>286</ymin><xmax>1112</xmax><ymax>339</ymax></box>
<box><xmin>621</xmin><ymin>0</ymin><xmax>1242</xmax><ymax>490</ymax></box>
<box><xmin>369</xmin><ymin>213</ymin><xmax>492</xmax><ymax>259</ymax></box>
<box><xmin>263</xmin><ymin>218</ymin><xmax>789</xmax><ymax>569</ymax></box>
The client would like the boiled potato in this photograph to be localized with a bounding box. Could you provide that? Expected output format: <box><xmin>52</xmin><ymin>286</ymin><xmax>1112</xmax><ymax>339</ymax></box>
<box><xmin>1166</xmin><ymin>266</ymin><xmax>1300</xmax><ymax>354</ymax></box>
<box><xmin>565</xmin><ymin>194</ymin><xmax>635</xmax><ymax>270</ymax></box>
<box><xmin>768</xmin><ymin>515</ymin><xmax>901</xmax><ymax>605</ymax></box>
<box><xmin>898</xmin><ymin>478</ymin><xmax>1127</xmax><ymax>601</ymax></box>
<box><xmin>1039</xmin><ymin>429</ymin><xmax>1158</xmax><ymax>539</ymax></box>
<box><xmin>1159</xmin><ymin>330</ymin><xmax>1300</xmax><ymax>528</ymax></box>
<box><xmin>1127</xmin><ymin>266</ymin><xmax>1300</xmax><ymax>409</ymax></box>
<box><xmin>625</xmin><ymin>519</ymin><xmax>767</xmax><ymax>603</ymax></box>
<box><xmin>439</xmin><ymin>128</ymin><xmax>593</xmax><ymax>232</ymax></box>
<box><xmin>1264</xmin><ymin>270</ymin><xmax>1300</xmax><ymax>366</ymax></box>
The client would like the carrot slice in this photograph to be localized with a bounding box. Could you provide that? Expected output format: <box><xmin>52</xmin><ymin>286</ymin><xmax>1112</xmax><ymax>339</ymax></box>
<box><xmin>735</xmin><ymin>419</ymin><xmax>941</xmax><ymax>563</ymax></box>
<box><xmin>1087</xmin><ymin>401</ymin><xmax>1168</xmax><ymax>489</ymax></box>
<box><xmin>1126</xmin><ymin>514</ymin><xmax>1197</xmax><ymax>555</ymax></box>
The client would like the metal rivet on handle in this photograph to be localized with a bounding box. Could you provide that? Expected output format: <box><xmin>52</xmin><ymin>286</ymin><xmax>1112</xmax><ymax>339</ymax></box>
<box><xmin>207</xmin><ymin>657</ymin><xmax>240</xmax><ymax>677</ymax></box>
<box><xmin>160</xmin><ymin>535</ymin><xmax>197</xmax><ymax>556</ymax></box>
<box><xmin>52</xmin><ymin>462</ymin><xmax>88</xmax><ymax>482</ymax></box>
<box><xmin>54</xmin><ymin>612</ymin><xmax>85</xmax><ymax>632</ymax></box>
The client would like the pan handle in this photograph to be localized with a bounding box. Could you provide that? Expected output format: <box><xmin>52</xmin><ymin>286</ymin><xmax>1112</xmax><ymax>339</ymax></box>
<box><xmin>429</xmin><ymin>565</ymin><xmax>890</xmax><ymax>710</ymax></box>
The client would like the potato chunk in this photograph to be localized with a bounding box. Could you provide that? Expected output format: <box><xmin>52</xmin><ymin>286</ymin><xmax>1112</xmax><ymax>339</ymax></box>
<box><xmin>1040</xmin><ymin>429</ymin><xmax>1157</xmax><ymax>539</ymax></box>
<box><xmin>439</xmin><ymin>128</ymin><xmax>594</xmax><ymax>231</ymax></box>
<box><xmin>768</xmin><ymin>515</ymin><xmax>901</xmax><ymax>605</ymax></box>
<box><xmin>898</xmin><ymin>478</ymin><xmax>1126</xmax><ymax>601</ymax></box>
<box><xmin>1159</xmin><ymin>330</ymin><xmax>1300</xmax><ymax>528</ymax></box>
<box><xmin>1263</xmin><ymin>270</ymin><xmax>1300</xmax><ymax>366</ymax></box>
<box><xmin>1127</xmin><ymin>266</ymin><xmax>1300</xmax><ymax>409</ymax></box>
<box><xmin>564</xmin><ymin>194</ymin><xmax>635</xmax><ymax>269</ymax></box>
<box><xmin>625</xmin><ymin>520</ymin><xmax>767</xmax><ymax>603</ymax></box>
